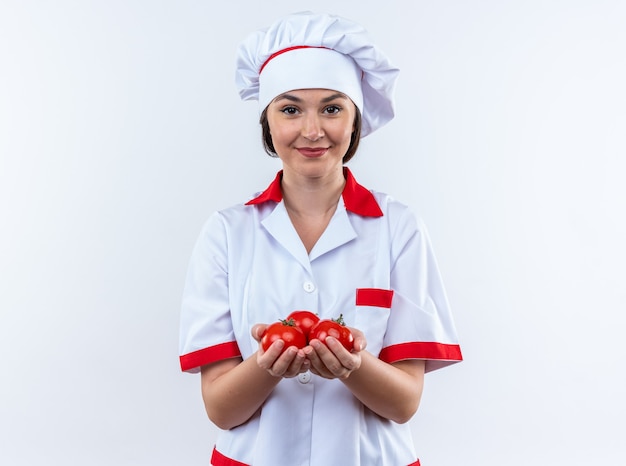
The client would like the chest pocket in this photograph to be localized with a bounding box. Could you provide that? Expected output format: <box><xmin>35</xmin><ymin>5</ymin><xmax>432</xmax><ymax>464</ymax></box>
<box><xmin>354</xmin><ymin>288</ymin><xmax>394</xmax><ymax>357</ymax></box>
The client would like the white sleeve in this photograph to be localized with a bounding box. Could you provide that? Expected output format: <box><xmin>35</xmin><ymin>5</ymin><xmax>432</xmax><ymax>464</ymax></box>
<box><xmin>380</xmin><ymin>208</ymin><xmax>463</xmax><ymax>373</ymax></box>
<box><xmin>178</xmin><ymin>212</ymin><xmax>241</xmax><ymax>373</ymax></box>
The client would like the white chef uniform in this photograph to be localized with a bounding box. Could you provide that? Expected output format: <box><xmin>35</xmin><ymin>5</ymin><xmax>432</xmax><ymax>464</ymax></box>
<box><xmin>179</xmin><ymin>167</ymin><xmax>462</xmax><ymax>466</ymax></box>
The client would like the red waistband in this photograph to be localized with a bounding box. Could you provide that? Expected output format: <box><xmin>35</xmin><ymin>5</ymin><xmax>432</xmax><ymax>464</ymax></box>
<box><xmin>211</xmin><ymin>446</ymin><xmax>249</xmax><ymax>466</ymax></box>
<box><xmin>212</xmin><ymin>446</ymin><xmax>421</xmax><ymax>466</ymax></box>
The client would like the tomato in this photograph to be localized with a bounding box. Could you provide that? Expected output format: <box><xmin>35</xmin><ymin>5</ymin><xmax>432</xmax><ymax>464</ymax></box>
<box><xmin>309</xmin><ymin>314</ymin><xmax>354</xmax><ymax>351</ymax></box>
<box><xmin>286</xmin><ymin>310</ymin><xmax>320</xmax><ymax>340</ymax></box>
<box><xmin>261</xmin><ymin>319</ymin><xmax>307</xmax><ymax>354</ymax></box>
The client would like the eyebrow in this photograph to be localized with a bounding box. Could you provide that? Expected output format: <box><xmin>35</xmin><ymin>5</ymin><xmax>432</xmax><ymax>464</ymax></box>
<box><xmin>274</xmin><ymin>92</ymin><xmax>348</xmax><ymax>104</ymax></box>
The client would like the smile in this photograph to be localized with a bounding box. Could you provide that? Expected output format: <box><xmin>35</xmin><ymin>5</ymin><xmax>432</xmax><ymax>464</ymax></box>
<box><xmin>297</xmin><ymin>147</ymin><xmax>329</xmax><ymax>158</ymax></box>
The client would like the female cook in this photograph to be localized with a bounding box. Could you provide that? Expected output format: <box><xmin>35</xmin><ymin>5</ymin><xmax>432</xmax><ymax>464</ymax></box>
<box><xmin>179</xmin><ymin>11</ymin><xmax>462</xmax><ymax>466</ymax></box>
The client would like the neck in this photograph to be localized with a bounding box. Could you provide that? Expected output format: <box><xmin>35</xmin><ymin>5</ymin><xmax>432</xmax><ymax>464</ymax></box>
<box><xmin>281</xmin><ymin>168</ymin><xmax>346</xmax><ymax>217</ymax></box>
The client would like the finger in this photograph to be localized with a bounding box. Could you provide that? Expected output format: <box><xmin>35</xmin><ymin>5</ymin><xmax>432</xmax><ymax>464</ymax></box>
<box><xmin>325</xmin><ymin>337</ymin><xmax>360</xmax><ymax>372</ymax></box>
<box><xmin>283</xmin><ymin>349</ymin><xmax>308</xmax><ymax>378</ymax></box>
<box><xmin>269</xmin><ymin>346</ymin><xmax>301</xmax><ymax>377</ymax></box>
<box><xmin>321</xmin><ymin>337</ymin><xmax>355</xmax><ymax>374</ymax></box>
<box><xmin>251</xmin><ymin>323</ymin><xmax>269</xmax><ymax>342</ymax></box>
<box><xmin>303</xmin><ymin>342</ymin><xmax>332</xmax><ymax>378</ymax></box>
<box><xmin>308</xmin><ymin>339</ymin><xmax>346</xmax><ymax>378</ymax></box>
<box><xmin>352</xmin><ymin>335</ymin><xmax>367</xmax><ymax>352</ymax></box>
<box><xmin>348</xmin><ymin>327</ymin><xmax>367</xmax><ymax>352</ymax></box>
<box><xmin>257</xmin><ymin>339</ymin><xmax>284</xmax><ymax>370</ymax></box>
<box><xmin>305</xmin><ymin>339</ymin><xmax>331</xmax><ymax>364</ymax></box>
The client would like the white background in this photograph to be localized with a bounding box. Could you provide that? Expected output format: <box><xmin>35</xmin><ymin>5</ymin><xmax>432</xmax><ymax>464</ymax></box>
<box><xmin>1</xmin><ymin>1</ymin><xmax>625</xmax><ymax>465</ymax></box>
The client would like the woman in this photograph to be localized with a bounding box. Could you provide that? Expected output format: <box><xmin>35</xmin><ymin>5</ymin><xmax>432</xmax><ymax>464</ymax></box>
<box><xmin>179</xmin><ymin>11</ymin><xmax>462</xmax><ymax>466</ymax></box>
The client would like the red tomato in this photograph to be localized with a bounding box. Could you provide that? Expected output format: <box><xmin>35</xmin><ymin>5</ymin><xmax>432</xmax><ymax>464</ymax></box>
<box><xmin>286</xmin><ymin>310</ymin><xmax>320</xmax><ymax>340</ymax></box>
<box><xmin>309</xmin><ymin>314</ymin><xmax>354</xmax><ymax>351</ymax></box>
<box><xmin>261</xmin><ymin>319</ymin><xmax>307</xmax><ymax>354</ymax></box>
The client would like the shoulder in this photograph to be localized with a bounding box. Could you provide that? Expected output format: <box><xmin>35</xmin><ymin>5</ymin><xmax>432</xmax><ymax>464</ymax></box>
<box><xmin>370</xmin><ymin>190</ymin><xmax>426</xmax><ymax>233</ymax></box>
<box><xmin>200</xmin><ymin>195</ymin><xmax>276</xmax><ymax>234</ymax></box>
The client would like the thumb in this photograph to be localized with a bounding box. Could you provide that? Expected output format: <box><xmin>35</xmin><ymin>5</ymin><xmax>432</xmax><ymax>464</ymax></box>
<box><xmin>251</xmin><ymin>323</ymin><xmax>268</xmax><ymax>342</ymax></box>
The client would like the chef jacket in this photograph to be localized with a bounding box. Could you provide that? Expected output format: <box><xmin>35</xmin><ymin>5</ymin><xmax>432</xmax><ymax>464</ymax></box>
<box><xmin>179</xmin><ymin>168</ymin><xmax>462</xmax><ymax>466</ymax></box>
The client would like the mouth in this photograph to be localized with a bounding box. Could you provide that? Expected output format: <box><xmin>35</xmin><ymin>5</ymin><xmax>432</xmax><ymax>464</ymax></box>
<box><xmin>296</xmin><ymin>147</ymin><xmax>329</xmax><ymax>158</ymax></box>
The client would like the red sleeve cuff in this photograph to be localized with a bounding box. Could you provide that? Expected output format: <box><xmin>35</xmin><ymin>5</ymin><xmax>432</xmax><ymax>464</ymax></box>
<box><xmin>180</xmin><ymin>341</ymin><xmax>242</xmax><ymax>372</ymax></box>
<box><xmin>379</xmin><ymin>341</ymin><xmax>463</xmax><ymax>365</ymax></box>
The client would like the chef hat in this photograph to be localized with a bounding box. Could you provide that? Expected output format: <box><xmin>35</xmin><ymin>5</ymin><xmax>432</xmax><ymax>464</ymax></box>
<box><xmin>235</xmin><ymin>11</ymin><xmax>400</xmax><ymax>137</ymax></box>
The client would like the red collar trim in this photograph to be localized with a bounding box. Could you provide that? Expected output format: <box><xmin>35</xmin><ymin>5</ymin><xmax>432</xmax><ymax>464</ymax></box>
<box><xmin>245</xmin><ymin>171</ymin><xmax>284</xmax><ymax>205</ymax></box>
<box><xmin>245</xmin><ymin>168</ymin><xmax>383</xmax><ymax>218</ymax></box>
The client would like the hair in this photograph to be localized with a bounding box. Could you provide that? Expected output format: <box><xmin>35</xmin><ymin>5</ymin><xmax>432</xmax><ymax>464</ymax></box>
<box><xmin>259</xmin><ymin>106</ymin><xmax>362</xmax><ymax>164</ymax></box>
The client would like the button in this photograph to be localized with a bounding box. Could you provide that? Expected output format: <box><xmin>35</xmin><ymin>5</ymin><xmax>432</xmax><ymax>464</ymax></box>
<box><xmin>298</xmin><ymin>371</ymin><xmax>311</xmax><ymax>384</ymax></box>
<box><xmin>303</xmin><ymin>281</ymin><xmax>316</xmax><ymax>293</ymax></box>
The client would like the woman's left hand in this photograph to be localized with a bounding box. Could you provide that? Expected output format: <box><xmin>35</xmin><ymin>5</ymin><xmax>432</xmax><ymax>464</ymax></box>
<box><xmin>304</xmin><ymin>327</ymin><xmax>367</xmax><ymax>380</ymax></box>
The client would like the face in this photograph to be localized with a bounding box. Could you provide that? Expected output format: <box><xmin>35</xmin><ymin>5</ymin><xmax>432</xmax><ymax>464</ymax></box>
<box><xmin>266</xmin><ymin>89</ymin><xmax>357</xmax><ymax>180</ymax></box>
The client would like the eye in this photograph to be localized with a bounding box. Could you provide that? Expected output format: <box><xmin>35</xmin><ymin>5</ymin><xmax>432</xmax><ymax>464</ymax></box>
<box><xmin>280</xmin><ymin>106</ymin><xmax>300</xmax><ymax>115</ymax></box>
<box><xmin>323</xmin><ymin>105</ymin><xmax>342</xmax><ymax>115</ymax></box>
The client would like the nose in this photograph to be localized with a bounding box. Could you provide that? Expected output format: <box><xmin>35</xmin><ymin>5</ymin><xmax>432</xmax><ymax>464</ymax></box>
<box><xmin>301</xmin><ymin>113</ymin><xmax>324</xmax><ymax>142</ymax></box>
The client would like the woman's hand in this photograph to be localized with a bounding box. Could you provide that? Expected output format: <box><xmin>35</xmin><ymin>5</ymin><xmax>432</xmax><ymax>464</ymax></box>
<box><xmin>304</xmin><ymin>327</ymin><xmax>367</xmax><ymax>380</ymax></box>
<box><xmin>251</xmin><ymin>323</ymin><xmax>310</xmax><ymax>378</ymax></box>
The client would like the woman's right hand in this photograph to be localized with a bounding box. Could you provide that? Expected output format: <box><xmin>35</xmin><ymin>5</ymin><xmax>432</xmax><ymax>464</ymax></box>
<box><xmin>251</xmin><ymin>323</ymin><xmax>310</xmax><ymax>378</ymax></box>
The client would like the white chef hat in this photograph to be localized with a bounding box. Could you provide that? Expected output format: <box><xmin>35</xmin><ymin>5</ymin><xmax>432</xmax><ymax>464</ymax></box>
<box><xmin>235</xmin><ymin>11</ymin><xmax>400</xmax><ymax>137</ymax></box>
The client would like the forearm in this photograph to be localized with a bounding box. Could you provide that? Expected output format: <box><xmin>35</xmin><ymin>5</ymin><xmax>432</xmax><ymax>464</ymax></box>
<box><xmin>342</xmin><ymin>353</ymin><xmax>425</xmax><ymax>424</ymax></box>
<box><xmin>201</xmin><ymin>355</ymin><xmax>281</xmax><ymax>430</ymax></box>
